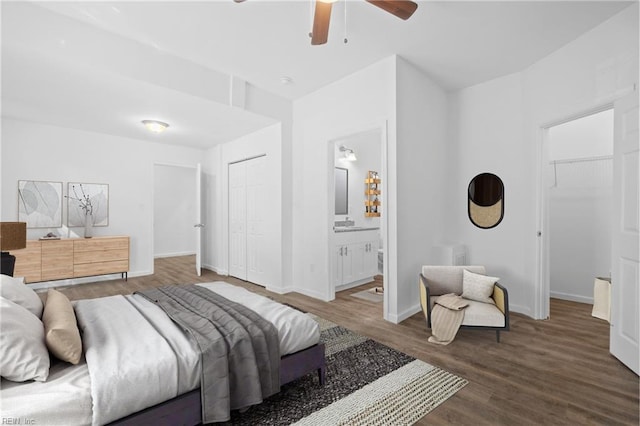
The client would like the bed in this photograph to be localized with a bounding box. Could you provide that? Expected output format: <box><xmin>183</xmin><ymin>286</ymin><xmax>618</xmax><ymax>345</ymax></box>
<box><xmin>0</xmin><ymin>277</ymin><xmax>325</xmax><ymax>425</ymax></box>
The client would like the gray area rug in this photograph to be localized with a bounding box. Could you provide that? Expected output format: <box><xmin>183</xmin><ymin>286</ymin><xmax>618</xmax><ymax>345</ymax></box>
<box><xmin>350</xmin><ymin>288</ymin><xmax>384</xmax><ymax>303</ymax></box>
<box><xmin>227</xmin><ymin>314</ymin><xmax>467</xmax><ymax>425</ymax></box>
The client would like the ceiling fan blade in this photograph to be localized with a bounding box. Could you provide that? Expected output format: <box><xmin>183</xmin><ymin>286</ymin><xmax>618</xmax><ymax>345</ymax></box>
<box><xmin>311</xmin><ymin>1</ymin><xmax>333</xmax><ymax>46</ymax></box>
<box><xmin>366</xmin><ymin>0</ymin><xmax>418</xmax><ymax>20</ymax></box>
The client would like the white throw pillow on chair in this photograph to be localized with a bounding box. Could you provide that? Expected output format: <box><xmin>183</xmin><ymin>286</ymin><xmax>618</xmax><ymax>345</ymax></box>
<box><xmin>461</xmin><ymin>269</ymin><xmax>498</xmax><ymax>304</ymax></box>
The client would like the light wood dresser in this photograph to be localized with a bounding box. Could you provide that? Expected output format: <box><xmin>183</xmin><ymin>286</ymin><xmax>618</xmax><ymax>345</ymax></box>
<box><xmin>13</xmin><ymin>236</ymin><xmax>129</xmax><ymax>283</ymax></box>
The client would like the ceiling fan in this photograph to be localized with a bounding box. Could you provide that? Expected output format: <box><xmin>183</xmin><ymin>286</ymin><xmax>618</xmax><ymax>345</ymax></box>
<box><xmin>234</xmin><ymin>0</ymin><xmax>418</xmax><ymax>46</ymax></box>
<box><xmin>311</xmin><ymin>0</ymin><xmax>418</xmax><ymax>45</ymax></box>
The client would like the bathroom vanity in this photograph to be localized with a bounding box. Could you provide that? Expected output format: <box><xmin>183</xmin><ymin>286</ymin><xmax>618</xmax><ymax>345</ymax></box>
<box><xmin>333</xmin><ymin>227</ymin><xmax>379</xmax><ymax>291</ymax></box>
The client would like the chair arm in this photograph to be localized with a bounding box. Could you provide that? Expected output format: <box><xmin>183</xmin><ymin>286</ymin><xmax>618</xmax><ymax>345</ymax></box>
<box><xmin>419</xmin><ymin>273</ymin><xmax>433</xmax><ymax>328</ymax></box>
<box><xmin>492</xmin><ymin>282</ymin><xmax>510</xmax><ymax>330</ymax></box>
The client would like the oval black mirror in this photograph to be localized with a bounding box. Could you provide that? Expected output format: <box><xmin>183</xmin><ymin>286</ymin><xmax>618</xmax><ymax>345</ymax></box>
<box><xmin>468</xmin><ymin>173</ymin><xmax>504</xmax><ymax>229</ymax></box>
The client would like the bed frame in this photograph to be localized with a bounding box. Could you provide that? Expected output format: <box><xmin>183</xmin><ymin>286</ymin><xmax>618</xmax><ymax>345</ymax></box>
<box><xmin>109</xmin><ymin>343</ymin><xmax>326</xmax><ymax>425</ymax></box>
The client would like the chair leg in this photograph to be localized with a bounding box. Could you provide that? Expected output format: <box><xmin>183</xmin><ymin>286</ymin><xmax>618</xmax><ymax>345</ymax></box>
<box><xmin>496</xmin><ymin>330</ymin><xmax>500</xmax><ymax>343</ymax></box>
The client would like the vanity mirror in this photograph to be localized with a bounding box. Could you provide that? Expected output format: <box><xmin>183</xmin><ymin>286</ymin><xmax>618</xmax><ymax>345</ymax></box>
<box><xmin>468</xmin><ymin>173</ymin><xmax>504</xmax><ymax>229</ymax></box>
<box><xmin>335</xmin><ymin>167</ymin><xmax>348</xmax><ymax>215</ymax></box>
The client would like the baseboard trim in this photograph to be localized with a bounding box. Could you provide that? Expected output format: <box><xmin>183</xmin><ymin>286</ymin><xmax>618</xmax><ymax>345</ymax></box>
<box><xmin>550</xmin><ymin>291</ymin><xmax>593</xmax><ymax>305</ymax></box>
<box><xmin>292</xmin><ymin>286</ymin><xmax>330</xmax><ymax>302</ymax></box>
<box><xmin>154</xmin><ymin>251</ymin><xmax>195</xmax><ymax>259</ymax></box>
<box><xmin>266</xmin><ymin>286</ymin><xmax>294</xmax><ymax>295</ymax></box>
<box><xmin>202</xmin><ymin>263</ymin><xmax>227</xmax><ymax>276</ymax></box>
<box><xmin>335</xmin><ymin>277</ymin><xmax>376</xmax><ymax>292</ymax></box>
<box><xmin>388</xmin><ymin>303</ymin><xmax>421</xmax><ymax>324</ymax></box>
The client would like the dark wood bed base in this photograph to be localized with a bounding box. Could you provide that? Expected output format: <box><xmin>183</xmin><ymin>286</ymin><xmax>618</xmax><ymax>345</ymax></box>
<box><xmin>109</xmin><ymin>343</ymin><xmax>326</xmax><ymax>426</ymax></box>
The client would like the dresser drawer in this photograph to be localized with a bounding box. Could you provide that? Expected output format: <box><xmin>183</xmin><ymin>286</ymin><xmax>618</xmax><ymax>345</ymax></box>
<box><xmin>74</xmin><ymin>259</ymin><xmax>129</xmax><ymax>278</ymax></box>
<box><xmin>74</xmin><ymin>237</ymin><xmax>128</xmax><ymax>252</ymax></box>
<box><xmin>41</xmin><ymin>240</ymin><xmax>74</xmax><ymax>281</ymax></box>
<box><xmin>74</xmin><ymin>248</ymin><xmax>128</xmax><ymax>265</ymax></box>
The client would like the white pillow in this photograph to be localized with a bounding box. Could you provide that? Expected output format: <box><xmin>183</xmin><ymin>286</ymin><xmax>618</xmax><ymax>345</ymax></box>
<box><xmin>461</xmin><ymin>269</ymin><xmax>498</xmax><ymax>304</ymax></box>
<box><xmin>0</xmin><ymin>274</ymin><xmax>43</xmax><ymax>318</ymax></box>
<box><xmin>0</xmin><ymin>297</ymin><xmax>50</xmax><ymax>382</ymax></box>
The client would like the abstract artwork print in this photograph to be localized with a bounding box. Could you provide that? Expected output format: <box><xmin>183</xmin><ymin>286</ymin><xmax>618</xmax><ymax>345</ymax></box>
<box><xmin>67</xmin><ymin>183</ymin><xmax>109</xmax><ymax>227</ymax></box>
<box><xmin>18</xmin><ymin>180</ymin><xmax>63</xmax><ymax>228</ymax></box>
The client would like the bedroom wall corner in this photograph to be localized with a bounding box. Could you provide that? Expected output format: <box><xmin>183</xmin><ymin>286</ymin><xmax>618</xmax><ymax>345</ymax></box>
<box><xmin>393</xmin><ymin>56</ymin><xmax>449</xmax><ymax>323</ymax></box>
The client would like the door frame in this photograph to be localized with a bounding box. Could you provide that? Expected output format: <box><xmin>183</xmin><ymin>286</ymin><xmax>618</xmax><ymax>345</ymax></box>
<box><xmin>151</xmin><ymin>161</ymin><xmax>199</xmax><ymax>275</ymax></box>
<box><xmin>534</xmin><ymin>90</ymin><xmax>634</xmax><ymax>319</ymax></box>
<box><xmin>327</xmin><ymin>121</ymin><xmax>390</xmax><ymax>320</ymax></box>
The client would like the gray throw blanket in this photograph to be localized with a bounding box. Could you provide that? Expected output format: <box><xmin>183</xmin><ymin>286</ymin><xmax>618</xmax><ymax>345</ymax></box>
<box><xmin>136</xmin><ymin>285</ymin><xmax>280</xmax><ymax>423</ymax></box>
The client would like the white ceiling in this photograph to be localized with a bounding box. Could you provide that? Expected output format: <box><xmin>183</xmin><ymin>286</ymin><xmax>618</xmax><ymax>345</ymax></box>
<box><xmin>1</xmin><ymin>1</ymin><xmax>633</xmax><ymax>149</ymax></box>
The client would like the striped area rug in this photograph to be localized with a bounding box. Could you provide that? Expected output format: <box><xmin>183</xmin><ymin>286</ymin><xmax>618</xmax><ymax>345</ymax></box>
<box><xmin>229</xmin><ymin>314</ymin><xmax>467</xmax><ymax>425</ymax></box>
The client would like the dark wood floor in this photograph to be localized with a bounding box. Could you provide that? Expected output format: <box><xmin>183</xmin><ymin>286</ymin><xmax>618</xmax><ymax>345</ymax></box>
<box><xmin>52</xmin><ymin>256</ymin><xmax>639</xmax><ymax>425</ymax></box>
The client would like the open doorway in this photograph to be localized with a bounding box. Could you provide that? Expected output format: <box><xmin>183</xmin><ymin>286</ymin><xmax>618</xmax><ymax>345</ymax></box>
<box><xmin>153</xmin><ymin>163</ymin><xmax>198</xmax><ymax>271</ymax></box>
<box><xmin>546</xmin><ymin>109</ymin><xmax>614</xmax><ymax>309</ymax></box>
<box><xmin>330</xmin><ymin>127</ymin><xmax>386</xmax><ymax>316</ymax></box>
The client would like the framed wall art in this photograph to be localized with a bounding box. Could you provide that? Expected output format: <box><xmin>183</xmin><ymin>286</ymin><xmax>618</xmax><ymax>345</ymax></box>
<box><xmin>18</xmin><ymin>180</ymin><xmax>63</xmax><ymax>228</ymax></box>
<box><xmin>67</xmin><ymin>183</ymin><xmax>109</xmax><ymax>227</ymax></box>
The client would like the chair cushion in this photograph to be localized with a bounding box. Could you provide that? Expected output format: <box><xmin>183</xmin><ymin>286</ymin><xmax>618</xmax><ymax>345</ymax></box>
<box><xmin>431</xmin><ymin>296</ymin><xmax>505</xmax><ymax>328</ymax></box>
<box><xmin>461</xmin><ymin>299</ymin><xmax>505</xmax><ymax>327</ymax></box>
<box><xmin>461</xmin><ymin>269</ymin><xmax>499</xmax><ymax>304</ymax></box>
<box><xmin>421</xmin><ymin>265</ymin><xmax>486</xmax><ymax>295</ymax></box>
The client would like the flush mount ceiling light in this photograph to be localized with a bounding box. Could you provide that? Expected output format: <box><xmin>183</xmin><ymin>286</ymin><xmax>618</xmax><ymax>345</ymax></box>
<box><xmin>141</xmin><ymin>120</ymin><xmax>169</xmax><ymax>134</ymax></box>
<box><xmin>339</xmin><ymin>146</ymin><xmax>357</xmax><ymax>161</ymax></box>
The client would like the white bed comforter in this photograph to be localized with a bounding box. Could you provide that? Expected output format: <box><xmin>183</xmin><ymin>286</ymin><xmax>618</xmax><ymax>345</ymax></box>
<box><xmin>0</xmin><ymin>282</ymin><xmax>320</xmax><ymax>426</ymax></box>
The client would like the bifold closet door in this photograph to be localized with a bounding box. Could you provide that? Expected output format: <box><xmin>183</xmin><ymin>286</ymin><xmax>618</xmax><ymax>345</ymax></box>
<box><xmin>245</xmin><ymin>156</ymin><xmax>266</xmax><ymax>284</ymax></box>
<box><xmin>228</xmin><ymin>156</ymin><xmax>267</xmax><ymax>284</ymax></box>
<box><xmin>229</xmin><ymin>161</ymin><xmax>247</xmax><ymax>280</ymax></box>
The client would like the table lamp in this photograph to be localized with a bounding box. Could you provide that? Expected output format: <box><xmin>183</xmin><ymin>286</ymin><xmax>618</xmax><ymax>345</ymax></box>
<box><xmin>1</xmin><ymin>222</ymin><xmax>27</xmax><ymax>276</ymax></box>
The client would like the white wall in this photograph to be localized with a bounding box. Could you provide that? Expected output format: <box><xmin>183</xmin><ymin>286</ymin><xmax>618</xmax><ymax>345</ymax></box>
<box><xmin>448</xmin><ymin>72</ymin><xmax>529</xmax><ymax>314</ymax></box>
<box><xmin>548</xmin><ymin>109</ymin><xmax>614</xmax><ymax>160</ymax></box>
<box><xmin>204</xmin><ymin>123</ymin><xmax>283</xmax><ymax>292</ymax></box>
<box><xmin>395</xmin><ymin>57</ymin><xmax>449</xmax><ymax>321</ymax></box>
<box><xmin>153</xmin><ymin>164</ymin><xmax>197</xmax><ymax>258</ymax></box>
<box><xmin>292</xmin><ymin>56</ymin><xmax>396</xmax><ymax>304</ymax></box>
<box><xmin>292</xmin><ymin>55</ymin><xmax>449</xmax><ymax>323</ymax></box>
<box><xmin>549</xmin><ymin>186</ymin><xmax>612</xmax><ymax>302</ymax></box>
<box><xmin>1</xmin><ymin>118</ymin><xmax>205</xmax><ymax>280</ymax></box>
<box><xmin>448</xmin><ymin>3</ymin><xmax>638</xmax><ymax>318</ymax></box>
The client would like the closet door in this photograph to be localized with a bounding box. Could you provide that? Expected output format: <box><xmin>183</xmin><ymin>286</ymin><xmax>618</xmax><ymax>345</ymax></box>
<box><xmin>228</xmin><ymin>161</ymin><xmax>247</xmax><ymax>280</ymax></box>
<box><xmin>246</xmin><ymin>156</ymin><xmax>266</xmax><ymax>284</ymax></box>
<box><xmin>610</xmin><ymin>92</ymin><xmax>639</xmax><ymax>375</ymax></box>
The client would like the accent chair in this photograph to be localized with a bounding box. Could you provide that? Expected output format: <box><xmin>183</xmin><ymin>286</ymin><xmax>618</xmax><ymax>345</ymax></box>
<box><xmin>419</xmin><ymin>265</ymin><xmax>509</xmax><ymax>342</ymax></box>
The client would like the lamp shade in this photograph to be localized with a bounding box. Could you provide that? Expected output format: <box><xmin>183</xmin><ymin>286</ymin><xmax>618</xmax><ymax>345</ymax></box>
<box><xmin>0</xmin><ymin>222</ymin><xmax>27</xmax><ymax>251</ymax></box>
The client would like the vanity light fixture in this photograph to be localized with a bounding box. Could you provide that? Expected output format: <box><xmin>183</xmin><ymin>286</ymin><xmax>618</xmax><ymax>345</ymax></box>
<box><xmin>339</xmin><ymin>146</ymin><xmax>357</xmax><ymax>162</ymax></box>
<box><xmin>141</xmin><ymin>120</ymin><xmax>169</xmax><ymax>134</ymax></box>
